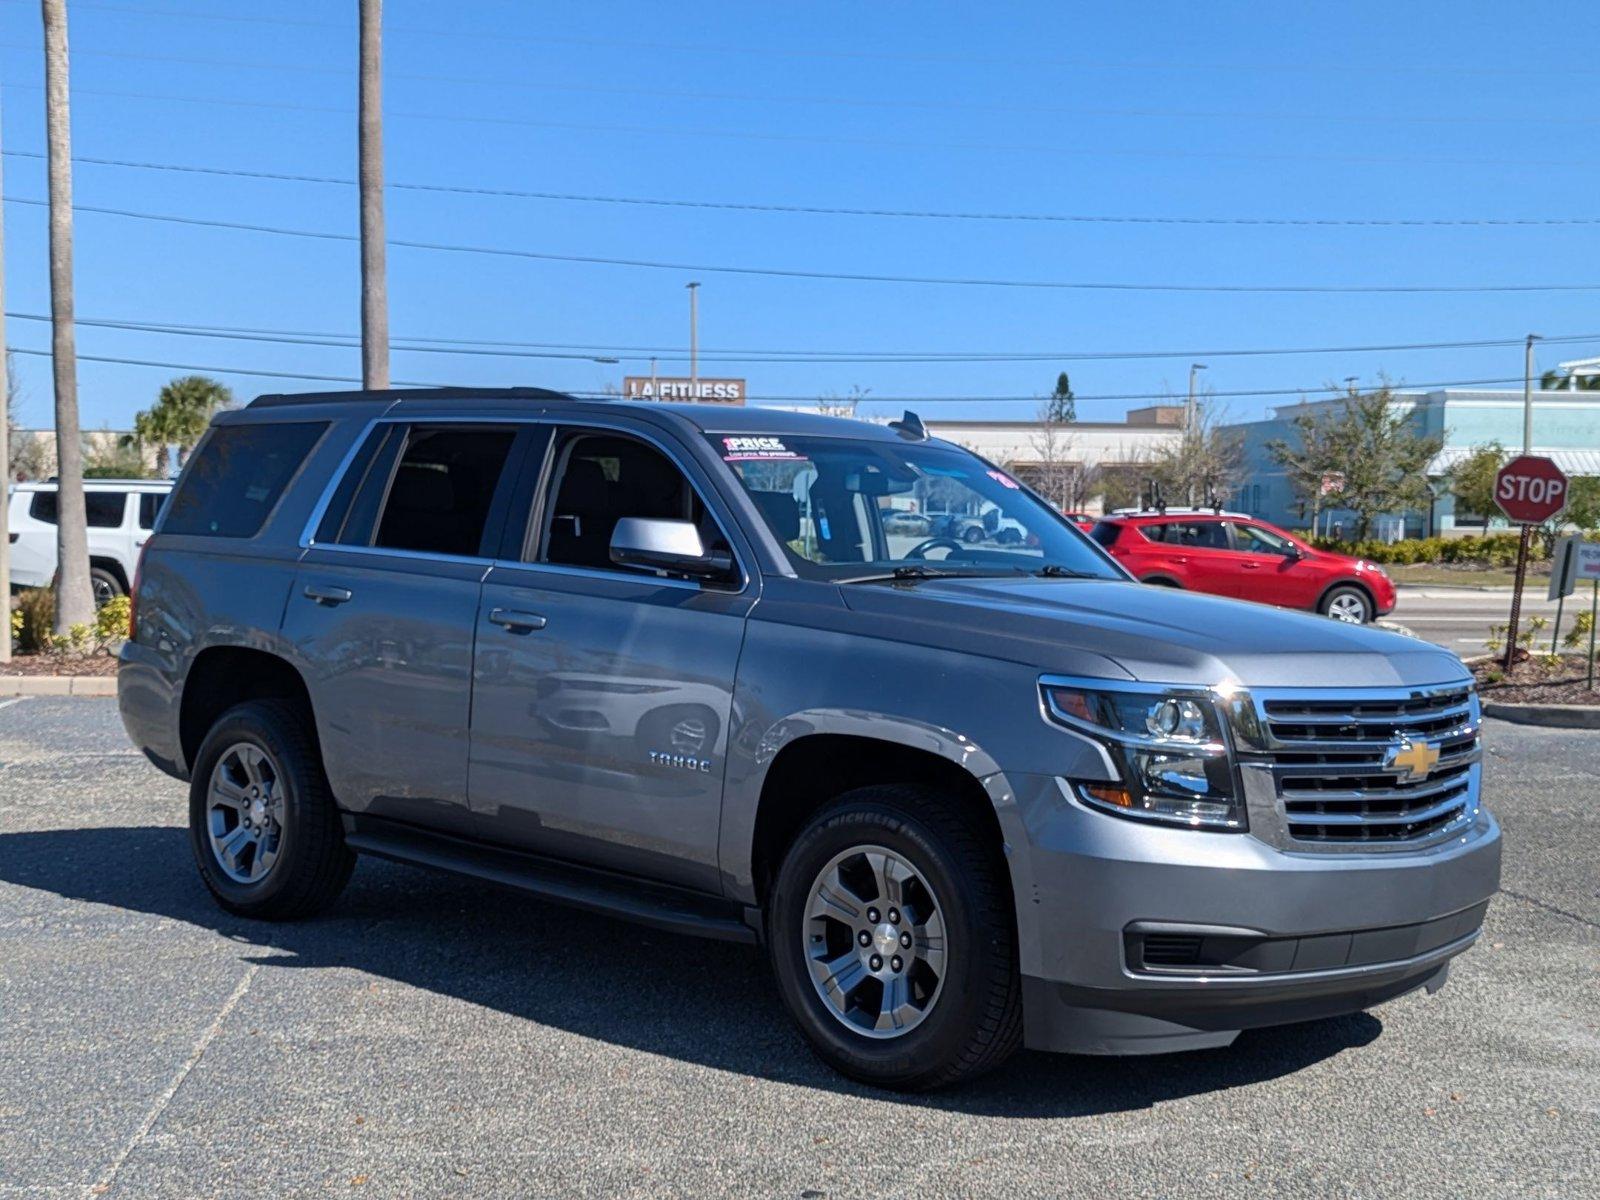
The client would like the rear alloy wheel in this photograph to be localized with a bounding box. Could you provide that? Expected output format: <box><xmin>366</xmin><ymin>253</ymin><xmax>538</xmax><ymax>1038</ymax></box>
<box><xmin>1321</xmin><ymin>585</ymin><xmax>1373</xmax><ymax>624</ymax></box>
<box><xmin>188</xmin><ymin>700</ymin><xmax>354</xmax><ymax>920</ymax></box>
<box><xmin>768</xmin><ymin>785</ymin><xmax>1021</xmax><ymax>1090</ymax></box>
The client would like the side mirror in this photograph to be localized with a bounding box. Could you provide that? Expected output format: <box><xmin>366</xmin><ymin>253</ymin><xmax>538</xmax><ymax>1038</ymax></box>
<box><xmin>1284</xmin><ymin>544</ymin><xmax>1304</xmax><ymax>560</ymax></box>
<box><xmin>609</xmin><ymin>517</ymin><xmax>734</xmax><ymax>581</ymax></box>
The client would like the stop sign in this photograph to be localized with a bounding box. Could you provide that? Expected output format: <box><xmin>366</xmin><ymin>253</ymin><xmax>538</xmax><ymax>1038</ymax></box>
<box><xmin>1495</xmin><ymin>455</ymin><xmax>1569</xmax><ymax>524</ymax></box>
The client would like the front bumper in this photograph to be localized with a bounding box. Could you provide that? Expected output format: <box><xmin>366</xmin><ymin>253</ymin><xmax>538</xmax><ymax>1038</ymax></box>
<box><xmin>1006</xmin><ymin>772</ymin><xmax>1501</xmax><ymax>1054</ymax></box>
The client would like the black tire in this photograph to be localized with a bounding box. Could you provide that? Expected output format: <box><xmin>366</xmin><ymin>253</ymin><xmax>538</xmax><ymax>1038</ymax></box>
<box><xmin>1140</xmin><ymin>575</ymin><xmax>1182</xmax><ymax>588</ymax></box>
<box><xmin>961</xmin><ymin>525</ymin><xmax>985</xmax><ymax>544</ymax></box>
<box><xmin>90</xmin><ymin>565</ymin><xmax>123</xmax><ymax>606</ymax></box>
<box><xmin>1320</xmin><ymin>584</ymin><xmax>1373</xmax><ymax>624</ymax></box>
<box><xmin>188</xmin><ymin>699</ymin><xmax>354</xmax><ymax>920</ymax></box>
<box><xmin>767</xmin><ymin>785</ymin><xmax>1021</xmax><ymax>1091</ymax></box>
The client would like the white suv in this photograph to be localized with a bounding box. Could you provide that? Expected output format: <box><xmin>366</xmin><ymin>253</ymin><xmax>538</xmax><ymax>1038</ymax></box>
<box><xmin>7</xmin><ymin>479</ymin><xmax>172</xmax><ymax>604</ymax></box>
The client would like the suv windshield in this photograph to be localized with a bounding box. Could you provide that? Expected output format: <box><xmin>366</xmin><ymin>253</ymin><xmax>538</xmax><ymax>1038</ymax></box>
<box><xmin>710</xmin><ymin>432</ymin><xmax>1123</xmax><ymax>582</ymax></box>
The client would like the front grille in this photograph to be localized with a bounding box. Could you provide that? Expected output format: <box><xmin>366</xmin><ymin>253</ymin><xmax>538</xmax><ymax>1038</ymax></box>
<box><xmin>1248</xmin><ymin>685</ymin><xmax>1481</xmax><ymax>849</ymax></box>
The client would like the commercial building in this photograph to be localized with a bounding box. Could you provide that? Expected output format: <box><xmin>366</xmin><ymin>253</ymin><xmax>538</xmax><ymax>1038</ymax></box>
<box><xmin>1230</xmin><ymin>389</ymin><xmax>1600</xmax><ymax>538</ymax></box>
<box><xmin>925</xmin><ymin>406</ymin><xmax>1186</xmax><ymax>513</ymax></box>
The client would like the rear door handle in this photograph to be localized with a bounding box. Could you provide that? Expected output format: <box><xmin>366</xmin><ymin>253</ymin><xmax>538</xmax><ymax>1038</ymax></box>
<box><xmin>303</xmin><ymin>583</ymin><xmax>353</xmax><ymax>605</ymax></box>
<box><xmin>488</xmin><ymin>608</ymin><xmax>547</xmax><ymax>632</ymax></box>
<box><xmin>1241</xmin><ymin>561</ymin><xmax>1260</xmax><ymax>570</ymax></box>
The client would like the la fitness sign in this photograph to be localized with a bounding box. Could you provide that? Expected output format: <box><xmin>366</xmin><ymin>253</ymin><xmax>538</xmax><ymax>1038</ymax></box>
<box><xmin>624</xmin><ymin>376</ymin><xmax>747</xmax><ymax>405</ymax></box>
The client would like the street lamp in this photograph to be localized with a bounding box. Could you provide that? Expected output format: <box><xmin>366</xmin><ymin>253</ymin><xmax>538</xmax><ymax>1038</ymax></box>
<box><xmin>1523</xmin><ymin>333</ymin><xmax>1541</xmax><ymax>453</ymax></box>
<box><xmin>686</xmin><ymin>282</ymin><xmax>701</xmax><ymax>397</ymax></box>
<box><xmin>1186</xmin><ymin>363</ymin><xmax>1206</xmax><ymax>430</ymax></box>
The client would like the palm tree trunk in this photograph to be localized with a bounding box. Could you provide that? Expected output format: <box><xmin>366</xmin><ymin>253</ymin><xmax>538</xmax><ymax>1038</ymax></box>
<box><xmin>358</xmin><ymin>0</ymin><xmax>388</xmax><ymax>389</ymax></box>
<box><xmin>42</xmin><ymin>0</ymin><xmax>93</xmax><ymax>630</ymax></box>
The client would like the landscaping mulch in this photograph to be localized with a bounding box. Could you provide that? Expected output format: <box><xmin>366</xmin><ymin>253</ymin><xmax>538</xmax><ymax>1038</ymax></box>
<box><xmin>0</xmin><ymin>653</ymin><xmax>120</xmax><ymax>677</ymax></box>
<box><xmin>1473</xmin><ymin>654</ymin><xmax>1600</xmax><ymax>707</ymax></box>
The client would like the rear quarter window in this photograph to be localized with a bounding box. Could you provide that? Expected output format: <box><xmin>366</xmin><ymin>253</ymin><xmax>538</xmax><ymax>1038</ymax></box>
<box><xmin>28</xmin><ymin>489</ymin><xmax>128</xmax><ymax>528</ymax></box>
<box><xmin>1088</xmin><ymin>520</ymin><xmax>1122</xmax><ymax>547</ymax></box>
<box><xmin>162</xmin><ymin>421</ymin><xmax>327</xmax><ymax>538</ymax></box>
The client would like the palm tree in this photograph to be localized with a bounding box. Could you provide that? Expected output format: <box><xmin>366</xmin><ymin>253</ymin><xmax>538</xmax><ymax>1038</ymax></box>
<box><xmin>359</xmin><ymin>0</ymin><xmax>388</xmax><ymax>389</ymax></box>
<box><xmin>41</xmin><ymin>0</ymin><xmax>93</xmax><ymax>630</ymax></box>
<box><xmin>158</xmin><ymin>374</ymin><xmax>232</xmax><ymax>468</ymax></box>
<box><xmin>121</xmin><ymin>375</ymin><xmax>233</xmax><ymax>477</ymax></box>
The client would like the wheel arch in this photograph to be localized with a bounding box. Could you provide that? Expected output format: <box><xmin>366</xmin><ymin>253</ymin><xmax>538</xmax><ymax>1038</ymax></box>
<box><xmin>89</xmin><ymin>555</ymin><xmax>129</xmax><ymax>592</ymax></box>
<box><xmin>179</xmin><ymin>646</ymin><xmax>317</xmax><ymax>774</ymax></box>
<box><xmin>734</xmin><ymin>714</ymin><xmax>1026</xmax><ymax>926</ymax></box>
<box><xmin>1138</xmin><ymin>574</ymin><xmax>1183</xmax><ymax>588</ymax></box>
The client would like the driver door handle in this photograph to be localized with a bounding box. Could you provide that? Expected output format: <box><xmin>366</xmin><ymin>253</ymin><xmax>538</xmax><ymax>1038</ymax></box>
<box><xmin>303</xmin><ymin>583</ymin><xmax>353</xmax><ymax>605</ymax></box>
<box><xmin>488</xmin><ymin>608</ymin><xmax>547</xmax><ymax>632</ymax></box>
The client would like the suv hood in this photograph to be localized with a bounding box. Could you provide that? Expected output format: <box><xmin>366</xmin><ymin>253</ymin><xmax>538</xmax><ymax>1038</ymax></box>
<box><xmin>839</xmin><ymin>576</ymin><xmax>1463</xmax><ymax>689</ymax></box>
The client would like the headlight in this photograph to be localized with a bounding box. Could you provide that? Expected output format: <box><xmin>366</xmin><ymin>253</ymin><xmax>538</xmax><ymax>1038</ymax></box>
<box><xmin>1041</xmin><ymin>680</ymin><xmax>1246</xmax><ymax>831</ymax></box>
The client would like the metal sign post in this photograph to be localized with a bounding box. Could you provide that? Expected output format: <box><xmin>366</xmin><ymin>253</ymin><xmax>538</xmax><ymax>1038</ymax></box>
<box><xmin>1494</xmin><ymin>456</ymin><xmax>1569</xmax><ymax>672</ymax></box>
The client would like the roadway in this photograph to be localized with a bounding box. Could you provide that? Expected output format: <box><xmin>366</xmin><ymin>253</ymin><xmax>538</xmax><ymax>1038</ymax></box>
<box><xmin>1390</xmin><ymin>585</ymin><xmax>1585</xmax><ymax>659</ymax></box>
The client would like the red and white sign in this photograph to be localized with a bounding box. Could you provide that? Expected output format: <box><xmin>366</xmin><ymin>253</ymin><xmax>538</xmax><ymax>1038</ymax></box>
<box><xmin>1494</xmin><ymin>455</ymin><xmax>1568</xmax><ymax>525</ymax></box>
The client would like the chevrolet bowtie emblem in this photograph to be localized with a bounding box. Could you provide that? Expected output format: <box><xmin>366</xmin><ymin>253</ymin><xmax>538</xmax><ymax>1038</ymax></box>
<box><xmin>1387</xmin><ymin>738</ymin><xmax>1440</xmax><ymax>782</ymax></box>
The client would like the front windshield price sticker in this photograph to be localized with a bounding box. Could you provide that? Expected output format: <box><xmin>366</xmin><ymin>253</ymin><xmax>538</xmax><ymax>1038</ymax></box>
<box><xmin>987</xmin><ymin>469</ymin><xmax>1021</xmax><ymax>490</ymax></box>
<box><xmin>723</xmin><ymin>436</ymin><xmax>802</xmax><ymax>461</ymax></box>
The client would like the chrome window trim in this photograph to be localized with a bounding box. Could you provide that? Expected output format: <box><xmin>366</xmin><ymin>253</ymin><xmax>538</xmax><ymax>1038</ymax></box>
<box><xmin>294</xmin><ymin>413</ymin><xmax>752</xmax><ymax>593</ymax></box>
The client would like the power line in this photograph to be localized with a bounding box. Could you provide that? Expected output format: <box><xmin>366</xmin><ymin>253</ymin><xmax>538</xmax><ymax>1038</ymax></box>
<box><xmin>5</xmin><ymin>345</ymin><xmax>445</xmax><ymax>386</ymax></box>
<box><xmin>0</xmin><ymin>83</ymin><xmax>1581</xmax><ymax>172</ymax></box>
<box><xmin>8</xmin><ymin>149</ymin><xmax>1597</xmax><ymax>229</ymax></box>
<box><xmin>1</xmin><ymin>344</ymin><xmax>1566</xmax><ymax>405</ymax></box>
<box><xmin>7</xmin><ymin>195</ymin><xmax>1599</xmax><ymax>295</ymax></box>
<box><xmin>7</xmin><ymin>310</ymin><xmax>1600</xmax><ymax>367</ymax></box>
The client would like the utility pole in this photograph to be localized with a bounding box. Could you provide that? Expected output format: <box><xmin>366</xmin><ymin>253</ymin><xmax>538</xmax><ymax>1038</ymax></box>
<box><xmin>41</xmin><ymin>0</ymin><xmax>93</xmax><ymax>632</ymax></box>
<box><xmin>1185</xmin><ymin>363</ymin><xmax>1206</xmax><ymax>505</ymax></box>
<box><xmin>358</xmin><ymin>0</ymin><xmax>389</xmax><ymax>389</ymax></box>
<box><xmin>1522</xmin><ymin>333</ymin><xmax>1541</xmax><ymax>453</ymax></box>
<box><xmin>0</xmin><ymin>84</ymin><xmax>10</xmax><ymax>664</ymax></box>
<box><xmin>686</xmin><ymin>282</ymin><xmax>700</xmax><ymax>398</ymax></box>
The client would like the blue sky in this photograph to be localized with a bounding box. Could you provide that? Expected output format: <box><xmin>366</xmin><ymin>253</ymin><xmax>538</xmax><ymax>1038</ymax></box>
<box><xmin>2</xmin><ymin>0</ymin><xmax>1598</xmax><ymax>430</ymax></box>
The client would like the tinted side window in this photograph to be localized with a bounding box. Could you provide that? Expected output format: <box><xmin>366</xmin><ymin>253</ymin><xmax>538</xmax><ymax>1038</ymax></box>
<box><xmin>541</xmin><ymin>433</ymin><xmax>727</xmax><ymax>573</ymax></box>
<box><xmin>370</xmin><ymin>427</ymin><xmax>517</xmax><ymax>557</ymax></box>
<box><xmin>163</xmin><ymin>422</ymin><xmax>327</xmax><ymax>538</ymax></box>
<box><xmin>138</xmin><ymin>492</ymin><xmax>165</xmax><ymax>530</ymax></box>
<box><xmin>1088</xmin><ymin>521</ymin><xmax>1121</xmax><ymax>547</ymax></box>
<box><xmin>1146</xmin><ymin>520</ymin><xmax>1227</xmax><ymax>550</ymax></box>
<box><xmin>28</xmin><ymin>490</ymin><xmax>127</xmax><ymax>527</ymax></box>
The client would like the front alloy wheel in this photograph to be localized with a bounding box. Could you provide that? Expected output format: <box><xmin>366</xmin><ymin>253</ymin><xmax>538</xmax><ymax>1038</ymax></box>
<box><xmin>804</xmin><ymin>845</ymin><xmax>947</xmax><ymax>1038</ymax></box>
<box><xmin>1323</xmin><ymin>585</ymin><xmax>1373</xmax><ymax>624</ymax></box>
<box><xmin>768</xmin><ymin>785</ymin><xmax>1021</xmax><ymax>1091</ymax></box>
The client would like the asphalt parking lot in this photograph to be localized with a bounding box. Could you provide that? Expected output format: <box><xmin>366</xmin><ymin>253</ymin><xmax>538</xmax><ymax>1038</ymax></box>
<box><xmin>1</xmin><ymin>697</ymin><xmax>1596</xmax><ymax>1199</ymax></box>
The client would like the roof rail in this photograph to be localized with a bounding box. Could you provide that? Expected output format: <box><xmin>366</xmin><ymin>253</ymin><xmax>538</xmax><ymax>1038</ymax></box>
<box><xmin>247</xmin><ymin>385</ymin><xmax>578</xmax><ymax>409</ymax></box>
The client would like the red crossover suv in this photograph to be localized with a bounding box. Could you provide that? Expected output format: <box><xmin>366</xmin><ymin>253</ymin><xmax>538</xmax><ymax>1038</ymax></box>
<box><xmin>1089</xmin><ymin>510</ymin><xmax>1396</xmax><ymax>623</ymax></box>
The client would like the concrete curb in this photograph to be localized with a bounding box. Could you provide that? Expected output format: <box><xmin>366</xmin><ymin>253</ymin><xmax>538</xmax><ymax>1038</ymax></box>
<box><xmin>1482</xmin><ymin>700</ymin><xmax>1600</xmax><ymax>730</ymax></box>
<box><xmin>0</xmin><ymin>675</ymin><xmax>116</xmax><ymax>697</ymax></box>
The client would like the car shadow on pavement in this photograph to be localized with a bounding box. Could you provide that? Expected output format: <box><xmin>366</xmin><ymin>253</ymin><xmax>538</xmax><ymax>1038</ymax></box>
<box><xmin>1</xmin><ymin>825</ymin><xmax>1383</xmax><ymax>1117</ymax></box>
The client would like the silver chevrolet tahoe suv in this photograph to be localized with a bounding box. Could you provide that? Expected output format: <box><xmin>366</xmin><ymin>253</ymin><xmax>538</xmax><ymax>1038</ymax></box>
<box><xmin>118</xmin><ymin>388</ymin><xmax>1500</xmax><ymax>1090</ymax></box>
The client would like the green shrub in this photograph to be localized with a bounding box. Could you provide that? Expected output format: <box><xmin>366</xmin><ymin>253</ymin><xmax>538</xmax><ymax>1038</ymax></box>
<box><xmin>14</xmin><ymin>589</ymin><xmax>56</xmax><ymax>654</ymax></box>
<box><xmin>1564</xmin><ymin>609</ymin><xmax>1595</xmax><ymax>651</ymax></box>
<box><xmin>1309</xmin><ymin>532</ymin><xmax>1546</xmax><ymax>566</ymax></box>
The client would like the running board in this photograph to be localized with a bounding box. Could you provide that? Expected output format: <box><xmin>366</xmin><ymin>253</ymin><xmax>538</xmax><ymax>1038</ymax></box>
<box><xmin>343</xmin><ymin>815</ymin><xmax>758</xmax><ymax>944</ymax></box>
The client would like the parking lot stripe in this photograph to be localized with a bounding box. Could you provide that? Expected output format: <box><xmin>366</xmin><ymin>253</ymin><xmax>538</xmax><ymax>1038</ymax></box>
<box><xmin>84</xmin><ymin>964</ymin><xmax>260</xmax><ymax>1199</ymax></box>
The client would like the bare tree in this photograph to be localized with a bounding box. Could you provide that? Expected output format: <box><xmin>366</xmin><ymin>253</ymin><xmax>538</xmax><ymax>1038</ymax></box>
<box><xmin>1147</xmin><ymin>397</ymin><xmax>1243</xmax><ymax>510</ymax></box>
<box><xmin>42</xmin><ymin>0</ymin><xmax>93</xmax><ymax>630</ymax></box>
<box><xmin>358</xmin><ymin>0</ymin><xmax>388</xmax><ymax>389</ymax></box>
<box><xmin>1025</xmin><ymin>401</ymin><xmax>1084</xmax><ymax>511</ymax></box>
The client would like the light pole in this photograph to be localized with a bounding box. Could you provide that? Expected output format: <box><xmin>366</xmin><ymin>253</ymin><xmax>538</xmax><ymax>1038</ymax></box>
<box><xmin>686</xmin><ymin>282</ymin><xmax>700</xmax><ymax>399</ymax></box>
<box><xmin>1185</xmin><ymin>364</ymin><xmax>1206</xmax><ymax>505</ymax></box>
<box><xmin>1523</xmin><ymin>333</ymin><xmax>1541</xmax><ymax>454</ymax></box>
<box><xmin>1186</xmin><ymin>363</ymin><xmax>1206</xmax><ymax>430</ymax></box>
